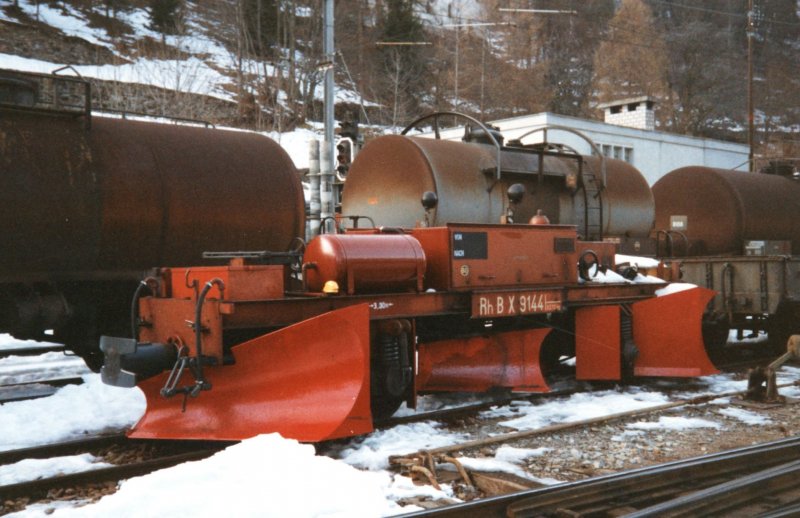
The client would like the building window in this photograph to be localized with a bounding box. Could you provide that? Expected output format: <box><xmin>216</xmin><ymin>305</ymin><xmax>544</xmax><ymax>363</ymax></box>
<box><xmin>597</xmin><ymin>143</ymin><xmax>634</xmax><ymax>164</ymax></box>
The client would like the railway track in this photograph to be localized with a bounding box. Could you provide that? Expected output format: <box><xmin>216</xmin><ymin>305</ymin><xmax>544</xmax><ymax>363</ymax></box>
<box><xmin>0</xmin><ymin>435</ymin><xmax>231</xmax><ymax>512</ymax></box>
<box><xmin>0</xmin><ymin>345</ymin><xmax>65</xmax><ymax>359</ymax></box>
<box><xmin>0</xmin><ymin>376</ymin><xmax>84</xmax><ymax>403</ymax></box>
<box><xmin>399</xmin><ymin>435</ymin><xmax>800</xmax><ymax>517</ymax></box>
<box><xmin>376</xmin><ymin>346</ymin><xmax>782</xmax><ymax>433</ymax></box>
<box><xmin>389</xmin><ymin>379</ymin><xmax>800</xmax><ymax>461</ymax></box>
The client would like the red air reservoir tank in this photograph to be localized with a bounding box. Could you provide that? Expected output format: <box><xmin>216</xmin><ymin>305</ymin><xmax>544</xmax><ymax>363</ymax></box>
<box><xmin>303</xmin><ymin>234</ymin><xmax>426</xmax><ymax>295</ymax></box>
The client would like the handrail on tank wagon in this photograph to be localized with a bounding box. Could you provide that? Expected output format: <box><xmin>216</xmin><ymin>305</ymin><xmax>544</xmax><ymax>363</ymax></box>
<box><xmin>0</xmin><ymin>66</ymin><xmax>92</xmax><ymax>127</ymax></box>
<box><xmin>401</xmin><ymin>111</ymin><xmax>503</xmax><ymax>182</ymax></box>
<box><xmin>511</xmin><ymin>125</ymin><xmax>608</xmax><ymax>240</ymax></box>
<box><xmin>511</xmin><ymin>124</ymin><xmax>608</xmax><ymax>190</ymax></box>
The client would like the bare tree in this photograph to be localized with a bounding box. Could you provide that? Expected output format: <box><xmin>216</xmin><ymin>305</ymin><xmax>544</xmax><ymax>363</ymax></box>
<box><xmin>591</xmin><ymin>0</ymin><xmax>673</xmax><ymax>125</ymax></box>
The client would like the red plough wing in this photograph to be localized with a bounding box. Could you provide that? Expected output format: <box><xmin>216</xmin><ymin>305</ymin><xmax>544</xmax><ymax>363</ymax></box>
<box><xmin>130</xmin><ymin>304</ymin><xmax>372</xmax><ymax>442</ymax></box>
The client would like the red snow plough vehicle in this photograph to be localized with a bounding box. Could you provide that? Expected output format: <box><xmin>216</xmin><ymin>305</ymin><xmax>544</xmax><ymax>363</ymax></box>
<box><xmin>100</xmin><ymin>223</ymin><xmax>717</xmax><ymax>442</ymax></box>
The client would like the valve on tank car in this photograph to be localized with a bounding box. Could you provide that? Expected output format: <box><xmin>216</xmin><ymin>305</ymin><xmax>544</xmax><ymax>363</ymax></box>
<box><xmin>420</xmin><ymin>191</ymin><xmax>438</xmax><ymax>227</ymax></box>
<box><xmin>502</xmin><ymin>183</ymin><xmax>525</xmax><ymax>224</ymax></box>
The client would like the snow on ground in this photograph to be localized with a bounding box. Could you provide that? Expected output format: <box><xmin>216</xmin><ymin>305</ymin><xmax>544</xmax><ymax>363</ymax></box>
<box><xmin>0</xmin><ymin>351</ymin><xmax>91</xmax><ymax>385</ymax></box>
<box><xmin>483</xmin><ymin>390</ymin><xmax>672</xmax><ymax>431</ymax></box>
<box><xmin>626</xmin><ymin>416</ymin><xmax>723</xmax><ymax>431</ymax></box>
<box><xmin>0</xmin><ymin>0</ymin><xmax>376</xmax><ymax>110</ymax></box>
<box><xmin>1</xmin><ymin>454</ymin><xmax>113</xmax><ymax>486</ymax></box>
<box><xmin>0</xmin><ymin>329</ymin><xmax>790</xmax><ymax>517</ymax></box>
<box><xmin>0</xmin><ymin>376</ymin><xmax>146</xmax><ymax>451</ymax></box>
<box><xmin>717</xmin><ymin>407</ymin><xmax>772</xmax><ymax>425</ymax></box>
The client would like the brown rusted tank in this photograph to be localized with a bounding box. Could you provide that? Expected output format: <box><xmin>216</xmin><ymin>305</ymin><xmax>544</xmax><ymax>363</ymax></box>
<box><xmin>652</xmin><ymin>166</ymin><xmax>800</xmax><ymax>255</ymax></box>
<box><xmin>341</xmin><ymin>135</ymin><xmax>653</xmax><ymax>240</ymax></box>
<box><xmin>0</xmin><ymin>69</ymin><xmax>304</xmax><ymax>357</ymax></box>
<box><xmin>303</xmin><ymin>234</ymin><xmax>425</xmax><ymax>294</ymax></box>
<box><xmin>0</xmin><ymin>113</ymin><xmax>304</xmax><ymax>278</ymax></box>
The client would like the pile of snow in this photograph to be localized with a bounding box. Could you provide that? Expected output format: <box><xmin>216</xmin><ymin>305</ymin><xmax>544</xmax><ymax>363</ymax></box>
<box><xmin>15</xmin><ymin>434</ymin><xmax>422</xmax><ymax>518</ymax></box>
<box><xmin>0</xmin><ymin>376</ymin><xmax>145</xmax><ymax>451</ymax></box>
<box><xmin>615</xmin><ymin>254</ymin><xmax>661</xmax><ymax>269</ymax></box>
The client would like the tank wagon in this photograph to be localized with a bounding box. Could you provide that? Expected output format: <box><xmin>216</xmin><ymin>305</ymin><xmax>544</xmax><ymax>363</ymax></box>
<box><xmin>653</xmin><ymin>166</ymin><xmax>800</xmax><ymax>348</ymax></box>
<box><xmin>0</xmin><ymin>69</ymin><xmax>304</xmax><ymax>367</ymax></box>
<box><xmin>343</xmin><ymin>113</ymin><xmax>655</xmax><ymax>257</ymax></box>
<box><xmin>98</xmin><ymin>113</ymin><xmax>720</xmax><ymax>444</ymax></box>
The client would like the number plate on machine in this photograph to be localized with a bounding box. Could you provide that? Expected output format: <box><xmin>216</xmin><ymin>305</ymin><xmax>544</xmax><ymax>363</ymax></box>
<box><xmin>472</xmin><ymin>290</ymin><xmax>563</xmax><ymax>318</ymax></box>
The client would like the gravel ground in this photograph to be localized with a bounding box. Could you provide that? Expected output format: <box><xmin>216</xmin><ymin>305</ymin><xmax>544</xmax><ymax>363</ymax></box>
<box><xmin>398</xmin><ymin>371</ymin><xmax>800</xmax><ymax>507</ymax></box>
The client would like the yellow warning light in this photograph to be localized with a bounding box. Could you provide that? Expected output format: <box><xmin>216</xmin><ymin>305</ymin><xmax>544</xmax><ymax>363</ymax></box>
<box><xmin>322</xmin><ymin>280</ymin><xmax>340</xmax><ymax>294</ymax></box>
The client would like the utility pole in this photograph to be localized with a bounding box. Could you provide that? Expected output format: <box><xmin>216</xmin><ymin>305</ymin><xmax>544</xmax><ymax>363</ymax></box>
<box><xmin>321</xmin><ymin>0</ymin><xmax>335</xmax><ymax>233</ymax></box>
<box><xmin>323</xmin><ymin>0</ymin><xmax>334</xmax><ymax>152</ymax></box>
<box><xmin>747</xmin><ymin>0</ymin><xmax>755</xmax><ymax>172</ymax></box>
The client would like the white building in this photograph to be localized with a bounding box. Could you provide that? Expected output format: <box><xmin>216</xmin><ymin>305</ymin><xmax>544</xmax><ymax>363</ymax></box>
<box><xmin>432</xmin><ymin>98</ymin><xmax>749</xmax><ymax>185</ymax></box>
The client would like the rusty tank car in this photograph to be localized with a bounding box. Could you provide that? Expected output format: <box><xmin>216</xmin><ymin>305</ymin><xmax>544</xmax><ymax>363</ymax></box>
<box><xmin>342</xmin><ymin>113</ymin><xmax>655</xmax><ymax>256</ymax></box>
<box><xmin>653</xmin><ymin>165</ymin><xmax>800</xmax><ymax>349</ymax></box>
<box><xmin>0</xmin><ymin>69</ymin><xmax>304</xmax><ymax>367</ymax></box>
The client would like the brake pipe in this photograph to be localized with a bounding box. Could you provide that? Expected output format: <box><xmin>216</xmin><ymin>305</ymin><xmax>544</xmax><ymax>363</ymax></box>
<box><xmin>193</xmin><ymin>278</ymin><xmax>225</xmax><ymax>393</ymax></box>
<box><xmin>130</xmin><ymin>277</ymin><xmax>158</xmax><ymax>341</ymax></box>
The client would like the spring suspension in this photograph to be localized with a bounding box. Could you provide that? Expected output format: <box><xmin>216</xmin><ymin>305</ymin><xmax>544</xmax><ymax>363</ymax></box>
<box><xmin>376</xmin><ymin>320</ymin><xmax>413</xmax><ymax>398</ymax></box>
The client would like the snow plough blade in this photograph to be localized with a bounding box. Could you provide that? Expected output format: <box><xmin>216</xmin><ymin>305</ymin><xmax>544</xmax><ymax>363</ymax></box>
<box><xmin>632</xmin><ymin>287</ymin><xmax>719</xmax><ymax>377</ymax></box>
<box><xmin>416</xmin><ymin>328</ymin><xmax>551</xmax><ymax>393</ymax></box>
<box><xmin>129</xmin><ymin>304</ymin><xmax>372</xmax><ymax>442</ymax></box>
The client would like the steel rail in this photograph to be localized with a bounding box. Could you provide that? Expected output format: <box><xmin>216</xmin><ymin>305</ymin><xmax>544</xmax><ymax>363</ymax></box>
<box><xmin>399</xmin><ymin>435</ymin><xmax>800</xmax><ymax>517</ymax></box>
<box><xmin>1</xmin><ymin>448</ymin><xmax>223</xmax><ymax>501</ymax></box>
<box><xmin>0</xmin><ymin>345</ymin><xmax>65</xmax><ymax>358</ymax></box>
<box><xmin>0</xmin><ymin>376</ymin><xmax>85</xmax><ymax>403</ymax></box>
<box><xmin>0</xmin><ymin>433</ymin><xmax>129</xmax><ymax>465</ymax></box>
<box><xmin>627</xmin><ymin>458</ymin><xmax>800</xmax><ymax>516</ymax></box>
<box><xmin>390</xmin><ymin>380</ymin><xmax>800</xmax><ymax>462</ymax></box>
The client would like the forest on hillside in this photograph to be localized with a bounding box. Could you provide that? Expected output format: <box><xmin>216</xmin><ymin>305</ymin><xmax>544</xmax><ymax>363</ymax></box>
<box><xmin>200</xmin><ymin>0</ymin><xmax>800</xmax><ymax>158</ymax></box>
<box><xmin>3</xmin><ymin>0</ymin><xmax>799</xmax><ymax>159</ymax></box>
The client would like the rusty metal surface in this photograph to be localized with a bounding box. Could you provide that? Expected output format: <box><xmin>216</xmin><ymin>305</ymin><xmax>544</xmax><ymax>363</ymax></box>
<box><xmin>581</xmin><ymin>155</ymin><xmax>654</xmax><ymax>238</ymax></box>
<box><xmin>0</xmin><ymin>114</ymin><xmax>304</xmax><ymax>279</ymax></box>
<box><xmin>653</xmin><ymin>166</ymin><xmax>800</xmax><ymax>256</ymax></box>
<box><xmin>342</xmin><ymin>135</ymin><xmax>498</xmax><ymax>227</ymax></box>
<box><xmin>342</xmin><ymin>135</ymin><xmax>654</xmax><ymax>238</ymax></box>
